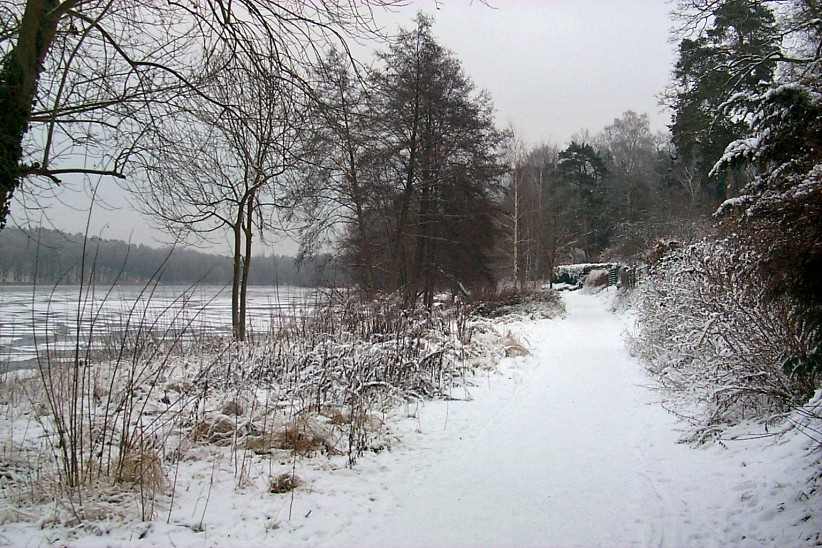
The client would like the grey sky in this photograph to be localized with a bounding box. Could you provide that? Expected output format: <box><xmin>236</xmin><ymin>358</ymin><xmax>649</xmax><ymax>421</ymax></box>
<box><xmin>379</xmin><ymin>0</ymin><xmax>674</xmax><ymax>144</ymax></box>
<box><xmin>11</xmin><ymin>0</ymin><xmax>675</xmax><ymax>255</ymax></box>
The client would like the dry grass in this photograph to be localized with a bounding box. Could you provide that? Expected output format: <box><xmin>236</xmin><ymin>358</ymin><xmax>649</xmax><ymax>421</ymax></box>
<box><xmin>317</xmin><ymin>405</ymin><xmax>352</xmax><ymax>426</ymax></box>
<box><xmin>166</xmin><ymin>381</ymin><xmax>194</xmax><ymax>394</ymax></box>
<box><xmin>273</xmin><ymin>422</ymin><xmax>329</xmax><ymax>455</ymax></box>
<box><xmin>0</xmin><ymin>233</ymin><xmax>506</xmax><ymax>532</ymax></box>
<box><xmin>0</xmin><ymin>282</ymin><xmax>508</xmax><ymax>529</ymax></box>
<box><xmin>116</xmin><ymin>443</ymin><xmax>164</xmax><ymax>492</ymax></box>
<box><xmin>326</xmin><ymin>411</ymin><xmax>350</xmax><ymax>426</ymax></box>
<box><xmin>243</xmin><ymin>434</ymin><xmax>276</xmax><ymax>455</ymax></box>
<box><xmin>221</xmin><ymin>400</ymin><xmax>244</xmax><ymax>416</ymax></box>
<box><xmin>502</xmin><ymin>332</ymin><xmax>529</xmax><ymax>357</ymax></box>
<box><xmin>239</xmin><ymin>415</ymin><xmax>343</xmax><ymax>456</ymax></box>
<box><xmin>191</xmin><ymin>417</ymin><xmax>237</xmax><ymax>446</ymax></box>
<box><xmin>269</xmin><ymin>473</ymin><xmax>301</xmax><ymax>494</ymax></box>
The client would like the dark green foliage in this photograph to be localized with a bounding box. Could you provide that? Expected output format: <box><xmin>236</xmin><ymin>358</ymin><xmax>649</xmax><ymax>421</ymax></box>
<box><xmin>714</xmin><ymin>84</ymin><xmax>822</xmax><ymax>350</ymax></box>
<box><xmin>555</xmin><ymin>141</ymin><xmax>609</xmax><ymax>253</ymax></box>
<box><xmin>782</xmin><ymin>347</ymin><xmax>821</xmax><ymax>398</ymax></box>
<box><xmin>669</xmin><ymin>0</ymin><xmax>778</xmax><ymax>202</ymax></box>
<box><xmin>718</xmin><ymin>85</ymin><xmax>822</xmax><ymax>189</ymax></box>
<box><xmin>669</xmin><ymin>0</ymin><xmax>822</xmax><ymax>406</ymax></box>
<box><xmin>706</xmin><ymin>7</ymin><xmax>822</xmax><ymax>332</ymax></box>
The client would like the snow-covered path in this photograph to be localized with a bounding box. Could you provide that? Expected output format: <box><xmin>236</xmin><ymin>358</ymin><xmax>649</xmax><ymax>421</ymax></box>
<box><xmin>299</xmin><ymin>291</ymin><xmax>816</xmax><ymax>548</ymax></box>
<box><xmin>357</xmin><ymin>290</ymin><xmax>693</xmax><ymax>547</ymax></box>
<box><xmin>314</xmin><ymin>291</ymin><xmax>717</xmax><ymax>547</ymax></box>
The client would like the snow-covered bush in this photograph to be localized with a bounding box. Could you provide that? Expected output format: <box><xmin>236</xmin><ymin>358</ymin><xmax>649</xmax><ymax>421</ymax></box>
<box><xmin>553</xmin><ymin>263</ymin><xmax>618</xmax><ymax>287</ymax></box>
<box><xmin>4</xmin><ymin>281</ymin><xmax>556</xmax><ymax>528</ymax></box>
<box><xmin>216</xmin><ymin>293</ymin><xmax>478</xmax><ymax>405</ymax></box>
<box><xmin>633</xmin><ymin>237</ymin><xmax>820</xmax><ymax>437</ymax></box>
<box><xmin>471</xmin><ymin>286</ymin><xmax>564</xmax><ymax>320</ymax></box>
<box><xmin>174</xmin><ymin>291</ymin><xmax>498</xmax><ymax>464</ymax></box>
<box><xmin>693</xmin><ymin>3</ymin><xmax>822</xmax><ymax>417</ymax></box>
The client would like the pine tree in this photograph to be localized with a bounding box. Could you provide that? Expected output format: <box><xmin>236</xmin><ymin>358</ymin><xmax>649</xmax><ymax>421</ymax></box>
<box><xmin>669</xmin><ymin>0</ymin><xmax>778</xmax><ymax>202</ymax></box>
<box><xmin>556</xmin><ymin>141</ymin><xmax>608</xmax><ymax>259</ymax></box>
<box><xmin>705</xmin><ymin>0</ymin><xmax>822</xmax><ymax>381</ymax></box>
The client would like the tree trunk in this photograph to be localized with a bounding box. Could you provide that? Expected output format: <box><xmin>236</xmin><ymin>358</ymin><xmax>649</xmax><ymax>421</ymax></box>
<box><xmin>239</xmin><ymin>190</ymin><xmax>256</xmax><ymax>341</ymax></box>
<box><xmin>0</xmin><ymin>0</ymin><xmax>61</xmax><ymax>228</ymax></box>
<box><xmin>416</xmin><ymin>114</ymin><xmax>437</xmax><ymax>309</ymax></box>
<box><xmin>537</xmin><ymin>166</ymin><xmax>545</xmax><ymax>279</ymax></box>
<box><xmin>354</xmin><ymin>203</ymin><xmax>372</xmax><ymax>290</ymax></box>
<box><xmin>393</xmin><ymin>135</ymin><xmax>417</xmax><ymax>296</ymax></box>
<box><xmin>392</xmin><ymin>34</ymin><xmax>423</xmax><ymax>296</ymax></box>
<box><xmin>412</xmin><ymin>178</ymin><xmax>431</xmax><ymax>306</ymax></box>
<box><xmin>231</xmin><ymin>214</ymin><xmax>243</xmax><ymax>340</ymax></box>
<box><xmin>422</xmin><ymin>190</ymin><xmax>435</xmax><ymax>310</ymax></box>
<box><xmin>512</xmin><ymin>169</ymin><xmax>520</xmax><ymax>290</ymax></box>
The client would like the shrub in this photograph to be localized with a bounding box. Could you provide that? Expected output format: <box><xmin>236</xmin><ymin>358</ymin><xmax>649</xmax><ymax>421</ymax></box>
<box><xmin>11</xmin><ymin>281</ymin><xmax>513</xmax><ymax>525</ymax></box>
<box><xmin>470</xmin><ymin>286</ymin><xmax>564</xmax><ymax>320</ymax></box>
<box><xmin>269</xmin><ymin>473</ymin><xmax>301</xmax><ymax>494</ymax></box>
<box><xmin>633</xmin><ymin>237</ymin><xmax>820</xmax><ymax>437</ymax></box>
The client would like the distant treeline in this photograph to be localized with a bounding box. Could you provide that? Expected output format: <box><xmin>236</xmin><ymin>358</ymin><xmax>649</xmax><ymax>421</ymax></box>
<box><xmin>0</xmin><ymin>227</ymin><xmax>344</xmax><ymax>287</ymax></box>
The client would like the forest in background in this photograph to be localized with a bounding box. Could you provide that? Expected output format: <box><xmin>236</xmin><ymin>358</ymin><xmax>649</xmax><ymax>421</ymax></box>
<box><xmin>0</xmin><ymin>227</ymin><xmax>342</xmax><ymax>287</ymax></box>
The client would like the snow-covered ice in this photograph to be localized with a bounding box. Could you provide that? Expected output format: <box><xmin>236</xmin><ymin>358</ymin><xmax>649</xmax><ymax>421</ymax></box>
<box><xmin>2</xmin><ymin>290</ymin><xmax>818</xmax><ymax>547</ymax></box>
<box><xmin>0</xmin><ymin>285</ymin><xmax>316</xmax><ymax>365</ymax></box>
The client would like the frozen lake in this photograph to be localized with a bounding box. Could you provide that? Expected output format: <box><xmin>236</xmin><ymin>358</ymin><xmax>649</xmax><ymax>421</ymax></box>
<box><xmin>0</xmin><ymin>284</ymin><xmax>318</xmax><ymax>368</ymax></box>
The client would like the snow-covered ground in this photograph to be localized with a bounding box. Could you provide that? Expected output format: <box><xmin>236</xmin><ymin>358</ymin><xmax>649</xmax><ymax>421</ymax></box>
<box><xmin>2</xmin><ymin>290</ymin><xmax>819</xmax><ymax>547</ymax></box>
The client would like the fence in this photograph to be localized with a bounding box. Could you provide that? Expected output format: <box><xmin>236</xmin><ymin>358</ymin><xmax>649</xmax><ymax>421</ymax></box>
<box><xmin>605</xmin><ymin>265</ymin><xmax>638</xmax><ymax>290</ymax></box>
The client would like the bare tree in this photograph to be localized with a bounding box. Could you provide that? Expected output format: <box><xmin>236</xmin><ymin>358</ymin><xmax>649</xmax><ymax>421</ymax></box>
<box><xmin>0</xmin><ymin>0</ymin><xmax>410</xmax><ymax>229</ymax></box>
<box><xmin>600</xmin><ymin>111</ymin><xmax>657</xmax><ymax>223</ymax></box>
<box><xmin>296</xmin><ymin>48</ymin><xmax>384</xmax><ymax>289</ymax></box>
<box><xmin>501</xmin><ymin>129</ymin><xmax>531</xmax><ymax>288</ymax></box>
<box><xmin>135</xmin><ymin>54</ymin><xmax>303</xmax><ymax>340</ymax></box>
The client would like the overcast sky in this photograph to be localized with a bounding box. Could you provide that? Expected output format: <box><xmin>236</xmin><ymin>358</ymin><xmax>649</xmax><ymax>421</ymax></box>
<box><xmin>11</xmin><ymin>0</ymin><xmax>675</xmax><ymax>255</ymax></box>
<box><xmin>376</xmin><ymin>0</ymin><xmax>675</xmax><ymax>144</ymax></box>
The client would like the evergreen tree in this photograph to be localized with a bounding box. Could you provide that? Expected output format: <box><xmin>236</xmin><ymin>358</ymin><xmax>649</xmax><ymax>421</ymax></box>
<box><xmin>702</xmin><ymin>0</ymin><xmax>822</xmax><ymax>379</ymax></box>
<box><xmin>556</xmin><ymin>141</ymin><xmax>608</xmax><ymax>258</ymax></box>
<box><xmin>669</xmin><ymin>0</ymin><xmax>778</xmax><ymax>201</ymax></box>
